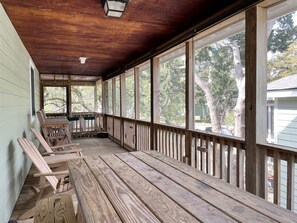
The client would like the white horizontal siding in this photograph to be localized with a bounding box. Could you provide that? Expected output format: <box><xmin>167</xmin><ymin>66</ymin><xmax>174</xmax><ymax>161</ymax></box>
<box><xmin>0</xmin><ymin>4</ymin><xmax>40</xmax><ymax>222</ymax></box>
<box><xmin>275</xmin><ymin>98</ymin><xmax>297</xmax><ymax>148</ymax></box>
<box><xmin>275</xmin><ymin>98</ymin><xmax>297</xmax><ymax>212</ymax></box>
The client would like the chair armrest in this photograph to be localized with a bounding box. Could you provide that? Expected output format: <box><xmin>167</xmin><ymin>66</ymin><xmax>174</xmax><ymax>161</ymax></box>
<box><xmin>33</xmin><ymin>170</ymin><xmax>69</xmax><ymax>177</ymax></box>
<box><xmin>42</xmin><ymin>149</ymin><xmax>82</xmax><ymax>156</ymax></box>
<box><xmin>51</xmin><ymin>143</ymin><xmax>80</xmax><ymax>150</ymax></box>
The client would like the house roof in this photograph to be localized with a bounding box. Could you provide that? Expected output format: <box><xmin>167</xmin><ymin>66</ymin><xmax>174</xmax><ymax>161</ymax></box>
<box><xmin>267</xmin><ymin>73</ymin><xmax>297</xmax><ymax>91</ymax></box>
<box><xmin>1</xmin><ymin>0</ymin><xmax>261</xmax><ymax>80</ymax></box>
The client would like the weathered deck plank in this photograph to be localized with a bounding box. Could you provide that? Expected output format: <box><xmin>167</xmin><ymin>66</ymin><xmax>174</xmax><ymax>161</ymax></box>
<box><xmin>145</xmin><ymin>150</ymin><xmax>297</xmax><ymax>223</ymax></box>
<box><xmin>84</xmin><ymin>156</ymin><xmax>160</xmax><ymax>223</ymax></box>
<box><xmin>131</xmin><ymin>151</ymin><xmax>277</xmax><ymax>223</ymax></box>
<box><xmin>68</xmin><ymin>159</ymin><xmax>121</xmax><ymax>223</ymax></box>
<box><xmin>100</xmin><ymin>154</ymin><xmax>201</xmax><ymax>223</ymax></box>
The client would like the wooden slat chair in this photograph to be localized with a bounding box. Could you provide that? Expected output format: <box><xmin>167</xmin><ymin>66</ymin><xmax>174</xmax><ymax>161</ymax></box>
<box><xmin>36</xmin><ymin>110</ymin><xmax>71</xmax><ymax>147</ymax></box>
<box><xmin>31</xmin><ymin>128</ymin><xmax>82</xmax><ymax>155</ymax></box>
<box><xmin>30</xmin><ymin>128</ymin><xmax>83</xmax><ymax>168</ymax></box>
<box><xmin>17</xmin><ymin>138</ymin><xmax>78</xmax><ymax>220</ymax></box>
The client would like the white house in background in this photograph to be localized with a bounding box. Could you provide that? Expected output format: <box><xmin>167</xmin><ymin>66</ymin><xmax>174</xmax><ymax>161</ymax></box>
<box><xmin>267</xmin><ymin>73</ymin><xmax>297</xmax><ymax>211</ymax></box>
<box><xmin>267</xmin><ymin>73</ymin><xmax>297</xmax><ymax>147</ymax></box>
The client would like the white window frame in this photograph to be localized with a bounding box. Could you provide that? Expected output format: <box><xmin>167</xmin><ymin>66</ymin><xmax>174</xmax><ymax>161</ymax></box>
<box><xmin>29</xmin><ymin>59</ymin><xmax>36</xmax><ymax>122</ymax></box>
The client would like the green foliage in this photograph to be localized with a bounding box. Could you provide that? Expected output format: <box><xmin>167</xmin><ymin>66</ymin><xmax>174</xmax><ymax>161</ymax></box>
<box><xmin>268</xmin><ymin>42</ymin><xmax>297</xmax><ymax>81</ymax></box>
<box><xmin>125</xmin><ymin>74</ymin><xmax>135</xmax><ymax>118</ymax></box>
<box><xmin>71</xmin><ymin>86</ymin><xmax>95</xmax><ymax>112</ymax></box>
<box><xmin>159</xmin><ymin>54</ymin><xmax>185</xmax><ymax>126</ymax></box>
<box><xmin>44</xmin><ymin>86</ymin><xmax>67</xmax><ymax>113</ymax></box>
<box><xmin>139</xmin><ymin>68</ymin><xmax>151</xmax><ymax>121</ymax></box>
<box><xmin>96</xmin><ymin>83</ymin><xmax>102</xmax><ymax>113</ymax></box>
<box><xmin>268</xmin><ymin>14</ymin><xmax>297</xmax><ymax>53</ymax></box>
<box><xmin>115</xmin><ymin>78</ymin><xmax>121</xmax><ymax>116</ymax></box>
<box><xmin>194</xmin><ymin>34</ymin><xmax>239</xmax><ymax>124</ymax></box>
<box><xmin>107</xmin><ymin>80</ymin><xmax>113</xmax><ymax>114</ymax></box>
<box><xmin>223</xmin><ymin>111</ymin><xmax>235</xmax><ymax>126</ymax></box>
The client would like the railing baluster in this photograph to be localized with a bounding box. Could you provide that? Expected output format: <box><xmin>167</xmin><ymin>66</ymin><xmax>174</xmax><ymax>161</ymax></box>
<box><xmin>273</xmin><ymin>150</ymin><xmax>280</xmax><ymax>205</ymax></box>
<box><xmin>227</xmin><ymin>140</ymin><xmax>231</xmax><ymax>184</ymax></box>
<box><xmin>220</xmin><ymin>138</ymin><xmax>225</xmax><ymax>180</ymax></box>
<box><xmin>236</xmin><ymin>142</ymin><xmax>244</xmax><ymax>189</ymax></box>
<box><xmin>194</xmin><ymin>134</ymin><xmax>198</xmax><ymax>169</ymax></box>
<box><xmin>287</xmin><ymin>155</ymin><xmax>295</xmax><ymax>211</ymax></box>
<box><xmin>179</xmin><ymin>132</ymin><xmax>183</xmax><ymax>162</ymax></box>
<box><xmin>206</xmin><ymin>135</ymin><xmax>209</xmax><ymax>174</ymax></box>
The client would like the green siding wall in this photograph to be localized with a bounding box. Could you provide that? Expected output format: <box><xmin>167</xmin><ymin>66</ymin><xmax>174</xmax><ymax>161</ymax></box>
<box><xmin>0</xmin><ymin>4</ymin><xmax>40</xmax><ymax>222</ymax></box>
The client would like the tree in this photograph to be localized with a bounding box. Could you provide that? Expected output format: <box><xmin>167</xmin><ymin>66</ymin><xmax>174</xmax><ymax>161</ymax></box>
<box><xmin>268</xmin><ymin>41</ymin><xmax>297</xmax><ymax>81</ymax></box>
<box><xmin>268</xmin><ymin>14</ymin><xmax>297</xmax><ymax>53</ymax></box>
<box><xmin>139</xmin><ymin>68</ymin><xmax>151</xmax><ymax>121</ymax></box>
<box><xmin>194</xmin><ymin>12</ymin><xmax>297</xmax><ymax>137</ymax></box>
<box><xmin>71</xmin><ymin>86</ymin><xmax>95</xmax><ymax>112</ymax></box>
<box><xmin>194</xmin><ymin>38</ymin><xmax>239</xmax><ymax>134</ymax></box>
<box><xmin>159</xmin><ymin>55</ymin><xmax>186</xmax><ymax>126</ymax></box>
<box><xmin>44</xmin><ymin>87</ymin><xmax>67</xmax><ymax>113</ymax></box>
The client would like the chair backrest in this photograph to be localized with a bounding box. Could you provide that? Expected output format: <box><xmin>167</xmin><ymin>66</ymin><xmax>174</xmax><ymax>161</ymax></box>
<box><xmin>31</xmin><ymin>128</ymin><xmax>53</xmax><ymax>154</ymax></box>
<box><xmin>17</xmin><ymin>138</ymin><xmax>59</xmax><ymax>190</ymax></box>
<box><xmin>36</xmin><ymin>110</ymin><xmax>46</xmax><ymax>125</ymax></box>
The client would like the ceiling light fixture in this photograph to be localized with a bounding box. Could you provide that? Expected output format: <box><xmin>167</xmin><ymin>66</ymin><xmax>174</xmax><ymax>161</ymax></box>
<box><xmin>79</xmin><ymin>57</ymin><xmax>87</xmax><ymax>64</ymax></box>
<box><xmin>102</xmin><ymin>0</ymin><xmax>129</xmax><ymax>18</ymax></box>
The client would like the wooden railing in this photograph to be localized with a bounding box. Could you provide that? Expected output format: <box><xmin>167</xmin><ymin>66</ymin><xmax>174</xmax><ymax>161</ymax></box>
<box><xmin>190</xmin><ymin>130</ymin><xmax>245</xmax><ymax>189</ymax></box>
<box><xmin>47</xmin><ymin>112</ymin><xmax>103</xmax><ymax>138</ymax></box>
<box><xmin>113</xmin><ymin>116</ymin><xmax>121</xmax><ymax>143</ymax></box>
<box><xmin>136</xmin><ymin>120</ymin><xmax>151</xmax><ymax>151</ymax></box>
<box><xmin>103</xmin><ymin>114</ymin><xmax>297</xmax><ymax>212</ymax></box>
<box><xmin>155</xmin><ymin>124</ymin><xmax>186</xmax><ymax>162</ymax></box>
<box><xmin>68</xmin><ymin>113</ymin><xmax>100</xmax><ymax>138</ymax></box>
<box><xmin>123</xmin><ymin>118</ymin><xmax>135</xmax><ymax>150</ymax></box>
<box><xmin>257</xmin><ymin>143</ymin><xmax>297</xmax><ymax>211</ymax></box>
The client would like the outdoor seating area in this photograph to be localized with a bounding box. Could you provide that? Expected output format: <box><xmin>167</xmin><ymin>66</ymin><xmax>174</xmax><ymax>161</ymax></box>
<box><xmin>10</xmin><ymin>138</ymin><xmax>127</xmax><ymax>222</ymax></box>
<box><xmin>1</xmin><ymin>0</ymin><xmax>297</xmax><ymax>222</ymax></box>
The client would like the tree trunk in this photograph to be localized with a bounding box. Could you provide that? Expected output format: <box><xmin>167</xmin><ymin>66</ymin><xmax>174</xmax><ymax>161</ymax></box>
<box><xmin>194</xmin><ymin>75</ymin><xmax>221</xmax><ymax>133</ymax></box>
<box><xmin>230</xmin><ymin>41</ymin><xmax>245</xmax><ymax>137</ymax></box>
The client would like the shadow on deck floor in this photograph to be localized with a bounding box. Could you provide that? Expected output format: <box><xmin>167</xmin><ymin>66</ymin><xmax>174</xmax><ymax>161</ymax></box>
<box><xmin>10</xmin><ymin>137</ymin><xmax>127</xmax><ymax>222</ymax></box>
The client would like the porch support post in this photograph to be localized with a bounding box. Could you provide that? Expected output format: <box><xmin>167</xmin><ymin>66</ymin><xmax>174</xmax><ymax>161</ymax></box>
<box><xmin>245</xmin><ymin>6</ymin><xmax>267</xmax><ymax>197</ymax></box>
<box><xmin>185</xmin><ymin>40</ymin><xmax>195</xmax><ymax>165</ymax></box>
<box><xmin>120</xmin><ymin>73</ymin><xmax>126</xmax><ymax>147</ymax></box>
<box><xmin>150</xmin><ymin>57</ymin><xmax>160</xmax><ymax>150</ymax></box>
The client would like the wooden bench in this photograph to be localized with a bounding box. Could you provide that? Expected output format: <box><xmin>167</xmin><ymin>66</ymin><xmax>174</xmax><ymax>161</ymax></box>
<box><xmin>34</xmin><ymin>194</ymin><xmax>76</xmax><ymax>223</ymax></box>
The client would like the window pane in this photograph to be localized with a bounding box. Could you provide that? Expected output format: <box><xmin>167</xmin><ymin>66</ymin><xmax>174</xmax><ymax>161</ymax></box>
<box><xmin>96</xmin><ymin>81</ymin><xmax>102</xmax><ymax>113</ymax></box>
<box><xmin>266</xmin><ymin>8</ymin><xmax>297</xmax><ymax>148</ymax></box>
<box><xmin>265</xmin><ymin>2</ymin><xmax>297</xmax><ymax>208</ymax></box>
<box><xmin>194</xmin><ymin>21</ymin><xmax>245</xmax><ymax>138</ymax></box>
<box><xmin>43</xmin><ymin>86</ymin><xmax>66</xmax><ymax>113</ymax></box>
<box><xmin>115</xmin><ymin>77</ymin><xmax>121</xmax><ymax>116</ymax></box>
<box><xmin>125</xmin><ymin>71</ymin><xmax>135</xmax><ymax>118</ymax></box>
<box><xmin>107</xmin><ymin>80</ymin><xmax>113</xmax><ymax>115</ymax></box>
<box><xmin>159</xmin><ymin>47</ymin><xmax>186</xmax><ymax>127</ymax></box>
<box><xmin>71</xmin><ymin>86</ymin><xmax>95</xmax><ymax>112</ymax></box>
<box><xmin>139</xmin><ymin>63</ymin><xmax>151</xmax><ymax>121</ymax></box>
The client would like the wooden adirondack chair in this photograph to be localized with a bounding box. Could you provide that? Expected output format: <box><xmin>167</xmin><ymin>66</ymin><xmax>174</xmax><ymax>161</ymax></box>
<box><xmin>30</xmin><ymin>128</ymin><xmax>83</xmax><ymax>168</ymax></box>
<box><xmin>36</xmin><ymin>110</ymin><xmax>71</xmax><ymax>147</ymax></box>
<box><xmin>31</xmin><ymin>128</ymin><xmax>81</xmax><ymax>155</ymax></box>
<box><xmin>17</xmin><ymin>138</ymin><xmax>78</xmax><ymax>220</ymax></box>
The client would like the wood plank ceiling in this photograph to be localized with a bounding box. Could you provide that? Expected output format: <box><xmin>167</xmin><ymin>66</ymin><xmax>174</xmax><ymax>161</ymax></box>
<box><xmin>1</xmin><ymin>0</ymin><xmax>261</xmax><ymax>81</ymax></box>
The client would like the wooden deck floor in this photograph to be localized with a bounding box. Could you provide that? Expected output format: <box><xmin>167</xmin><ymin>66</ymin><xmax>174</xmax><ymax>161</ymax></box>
<box><xmin>9</xmin><ymin>137</ymin><xmax>127</xmax><ymax>223</ymax></box>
